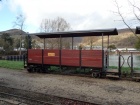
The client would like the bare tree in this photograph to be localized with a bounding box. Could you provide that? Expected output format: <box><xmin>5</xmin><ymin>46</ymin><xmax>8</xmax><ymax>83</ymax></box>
<box><xmin>13</xmin><ymin>14</ymin><xmax>26</xmax><ymax>55</ymax></box>
<box><xmin>113</xmin><ymin>0</ymin><xmax>140</xmax><ymax>39</ymax></box>
<box><xmin>40</xmin><ymin>17</ymin><xmax>71</xmax><ymax>49</ymax></box>
<box><xmin>40</xmin><ymin>17</ymin><xmax>70</xmax><ymax>32</ymax></box>
<box><xmin>113</xmin><ymin>0</ymin><xmax>140</xmax><ymax>49</ymax></box>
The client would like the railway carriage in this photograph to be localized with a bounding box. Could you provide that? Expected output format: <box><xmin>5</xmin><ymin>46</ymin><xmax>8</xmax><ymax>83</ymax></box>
<box><xmin>24</xmin><ymin>28</ymin><xmax>120</xmax><ymax>78</ymax></box>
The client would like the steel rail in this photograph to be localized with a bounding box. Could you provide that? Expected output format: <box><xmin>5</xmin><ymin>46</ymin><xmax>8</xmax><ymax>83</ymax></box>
<box><xmin>0</xmin><ymin>85</ymin><xmax>96</xmax><ymax>105</ymax></box>
<box><xmin>0</xmin><ymin>92</ymin><xmax>54</xmax><ymax>105</ymax></box>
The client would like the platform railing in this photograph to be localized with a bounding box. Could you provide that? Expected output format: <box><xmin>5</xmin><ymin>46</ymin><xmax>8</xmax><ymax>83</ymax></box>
<box><xmin>4</xmin><ymin>55</ymin><xmax>25</xmax><ymax>61</ymax></box>
<box><xmin>106</xmin><ymin>52</ymin><xmax>125</xmax><ymax>78</ymax></box>
<box><xmin>127</xmin><ymin>53</ymin><xmax>133</xmax><ymax>77</ymax></box>
<box><xmin>127</xmin><ymin>53</ymin><xmax>140</xmax><ymax>79</ymax></box>
<box><xmin>119</xmin><ymin>52</ymin><xmax>125</xmax><ymax>78</ymax></box>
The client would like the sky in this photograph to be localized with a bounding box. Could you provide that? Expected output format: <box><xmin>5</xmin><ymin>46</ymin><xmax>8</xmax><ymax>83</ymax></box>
<box><xmin>0</xmin><ymin>0</ymin><xmax>140</xmax><ymax>33</ymax></box>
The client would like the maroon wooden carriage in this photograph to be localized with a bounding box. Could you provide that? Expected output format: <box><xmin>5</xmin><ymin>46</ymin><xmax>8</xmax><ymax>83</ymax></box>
<box><xmin>28</xmin><ymin>49</ymin><xmax>102</xmax><ymax>68</ymax></box>
<box><xmin>25</xmin><ymin>28</ymin><xmax>118</xmax><ymax>77</ymax></box>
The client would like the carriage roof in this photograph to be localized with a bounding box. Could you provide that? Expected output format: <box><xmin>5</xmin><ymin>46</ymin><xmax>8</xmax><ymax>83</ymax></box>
<box><xmin>135</xmin><ymin>27</ymin><xmax>140</xmax><ymax>34</ymax></box>
<box><xmin>29</xmin><ymin>28</ymin><xmax>118</xmax><ymax>38</ymax></box>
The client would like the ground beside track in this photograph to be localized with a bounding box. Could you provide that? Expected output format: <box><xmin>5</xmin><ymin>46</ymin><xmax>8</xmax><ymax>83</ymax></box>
<box><xmin>0</xmin><ymin>68</ymin><xmax>140</xmax><ymax>105</ymax></box>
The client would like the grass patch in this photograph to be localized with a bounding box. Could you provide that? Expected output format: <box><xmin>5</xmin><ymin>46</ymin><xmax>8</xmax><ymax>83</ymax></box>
<box><xmin>0</xmin><ymin>60</ymin><xmax>139</xmax><ymax>74</ymax></box>
<box><xmin>109</xmin><ymin>66</ymin><xmax>140</xmax><ymax>75</ymax></box>
<box><xmin>109</xmin><ymin>66</ymin><xmax>140</xmax><ymax>70</ymax></box>
<box><xmin>0</xmin><ymin>60</ymin><xmax>24</xmax><ymax>70</ymax></box>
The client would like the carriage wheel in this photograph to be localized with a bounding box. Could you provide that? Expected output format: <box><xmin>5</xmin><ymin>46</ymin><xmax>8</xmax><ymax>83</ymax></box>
<box><xmin>92</xmin><ymin>72</ymin><xmax>100</xmax><ymax>78</ymax></box>
<box><xmin>27</xmin><ymin>67</ymin><xmax>33</xmax><ymax>73</ymax></box>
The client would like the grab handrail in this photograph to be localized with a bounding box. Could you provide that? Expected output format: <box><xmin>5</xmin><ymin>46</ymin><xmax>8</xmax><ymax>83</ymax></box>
<box><xmin>120</xmin><ymin>55</ymin><xmax>125</xmax><ymax>68</ymax></box>
<box><xmin>127</xmin><ymin>56</ymin><xmax>131</xmax><ymax>68</ymax></box>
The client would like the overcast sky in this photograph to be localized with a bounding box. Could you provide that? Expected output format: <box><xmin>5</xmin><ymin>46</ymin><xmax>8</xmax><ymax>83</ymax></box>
<box><xmin>0</xmin><ymin>0</ymin><xmax>140</xmax><ymax>33</ymax></box>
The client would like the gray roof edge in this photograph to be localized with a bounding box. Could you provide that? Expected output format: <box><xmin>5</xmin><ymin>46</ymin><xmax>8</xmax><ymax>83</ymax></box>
<box><xmin>135</xmin><ymin>26</ymin><xmax>140</xmax><ymax>34</ymax></box>
<box><xmin>29</xmin><ymin>28</ymin><xmax>118</xmax><ymax>38</ymax></box>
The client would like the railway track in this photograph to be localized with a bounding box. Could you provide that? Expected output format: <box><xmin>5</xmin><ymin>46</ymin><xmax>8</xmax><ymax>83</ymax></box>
<box><xmin>0</xmin><ymin>85</ymin><xmax>97</xmax><ymax>105</ymax></box>
<box><xmin>0</xmin><ymin>92</ymin><xmax>53</xmax><ymax>105</ymax></box>
<box><xmin>48</xmin><ymin>71</ymin><xmax>135</xmax><ymax>81</ymax></box>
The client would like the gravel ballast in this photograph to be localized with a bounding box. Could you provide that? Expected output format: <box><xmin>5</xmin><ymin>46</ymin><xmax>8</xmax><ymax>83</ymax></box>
<box><xmin>0</xmin><ymin>68</ymin><xmax>140</xmax><ymax>105</ymax></box>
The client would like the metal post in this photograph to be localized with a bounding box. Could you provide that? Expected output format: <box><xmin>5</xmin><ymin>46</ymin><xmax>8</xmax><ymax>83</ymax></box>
<box><xmin>118</xmin><ymin>52</ymin><xmax>121</xmax><ymax>78</ymax></box>
<box><xmin>72</xmin><ymin>37</ymin><xmax>74</xmax><ymax>50</ymax></box>
<box><xmin>131</xmin><ymin>52</ymin><xmax>133</xmax><ymax>77</ymax></box>
<box><xmin>60</xmin><ymin>36</ymin><xmax>62</xmax><ymax>50</ymax></box>
<box><xmin>102</xmin><ymin>33</ymin><xmax>104</xmax><ymax>73</ymax></box>
<box><xmin>42</xmin><ymin>38</ymin><xmax>45</xmax><ymax>72</ymax></box>
<box><xmin>44</xmin><ymin>38</ymin><xmax>45</xmax><ymax>49</ymax></box>
<box><xmin>107</xmin><ymin>35</ymin><xmax>109</xmax><ymax>68</ymax></box>
<box><xmin>107</xmin><ymin>35</ymin><xmax>109</xmax><ymax>48</ymax></box>
<box><xmin>79</xmin><ymin>48</ymin><xmax>82</xmax><ymax>70</ymax></box>
<box><xmin>42</xmin><ymin>49</ymin><xmax>44</xmax><ymax>72</ymax></box>
<box><xmin>26</xmin><ymin>49</ymin><xmax>28</xmax><ymax>67</ymax></box>
<box><xmin>59</xmin><ymin>36</ymin><xmax>62</xmax><ymax>71</ymax></box>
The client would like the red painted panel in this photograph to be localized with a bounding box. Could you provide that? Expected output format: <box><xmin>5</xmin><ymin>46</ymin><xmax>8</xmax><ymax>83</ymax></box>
<box><xmin>44</xmin><ymin>50</ymin><xmax>60</xmax><ymax>65</ymax></box>
<box><xmin>81</xmin><ymin>50</ymin><xmax>102</xmax><ymax>68</ymax></box>
<box><xmin>61</xmin><ymin>50</ymin><xmax>80</xmax><ymax>66</ymax></box>
<box><xmin>28</xmin><ymin>49</ymin><xmax>42</xmax><ymax>64</ymax></box>
<box><xmin>28</xmin><ymin>49</ymin><xmax>103</xmax><ymax>68</ymax></box>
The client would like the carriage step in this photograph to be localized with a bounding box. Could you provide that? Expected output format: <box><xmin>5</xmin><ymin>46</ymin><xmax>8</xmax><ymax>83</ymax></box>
<box><xmin>132</xmin><ymin>77</ymin><xmax>140</xmax><ymax>79</ymax></box>
<box><xmin>106</xmin><ymin>69</ymin><xmax>119</xmax><ymax>73</ymax></box>
<box><xmin>106</xmin><ymin>74</ymin><xmax>120</xmax><ymax>78</ymax></box>
<box><xmin>133</xmin><ymin>70</ymin><xmax>140</xmax><ymax>74</ymax></box>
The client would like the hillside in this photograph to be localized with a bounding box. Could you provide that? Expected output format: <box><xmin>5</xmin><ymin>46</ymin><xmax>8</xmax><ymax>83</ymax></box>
<box><xmin>0</xmin><ymin>29</ymin><xmax>82</xmax><ymax>45</ymax></box>
<box><xmin>82</xmin><ymin>28</ymin><xmax>138</xmax><ymax>48</ymax></box>
<box><xmin>0</xmin><ymin>28</ymin><xmax>138</xmax><ymax>48</ymax></box>
<box><xmin>0</xmin><ymin>29</ymin><xmax>26</xmax><ymax>35</ymax></box>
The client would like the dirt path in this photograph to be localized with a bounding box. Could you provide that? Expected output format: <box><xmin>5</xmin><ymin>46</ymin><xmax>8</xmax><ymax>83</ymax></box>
<box><xmin>0</xmin><ymin>68</ymin><xmax>140</xmax><ymax>105</ymax></box>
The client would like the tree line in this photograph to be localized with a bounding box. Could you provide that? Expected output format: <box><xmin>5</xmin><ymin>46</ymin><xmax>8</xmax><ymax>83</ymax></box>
<box><xmin>0</xmin><ymin>16</ymin><xmax>72</xmax><ymax>55</ymax></box>
<box><xmin>0</xmin><ymin>33</ymin><xmax>39</xmax><ymax>55</ymax></box>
